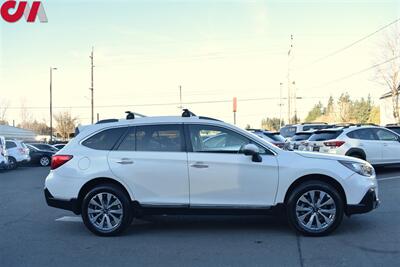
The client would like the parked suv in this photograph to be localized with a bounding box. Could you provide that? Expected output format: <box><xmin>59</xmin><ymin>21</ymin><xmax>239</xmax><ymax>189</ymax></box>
<box><xmin>45</xmin><ymin>112</ymin><xmax>379</xmax><ymax>236</ymax></box>
<box><xmin>0</xmin><ymin>136</ymin><xmax>8</xmax><ymax>169</ymax></box>
<box><xmin>5</xmin><ymin>140</ymin><xmax>30</xmax><ymax>169</ymax></box>
<box><xmin>247</xmin><ymin>129</ymin><xmax>286</xmax><ymax>148</ymax></box>
<box><xmin>306</xmin><ymin>126</ymin><xmax>400</xmax><ymax>165</ymax></box>
<box><xmin>280</xmin><ymin>123</ymin><xmax>330</xmax><ymax>139</ymax></box>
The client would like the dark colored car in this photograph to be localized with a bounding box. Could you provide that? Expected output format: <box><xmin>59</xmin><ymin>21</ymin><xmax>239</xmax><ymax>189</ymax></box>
<box><xmin>26</xmin><ymin>144</ymin><xmax>55</xmax><ymax>167</ymax></box>
<box><xmin>27</xmin><ymin>143</ymin><xmax>59</xmax><ymax>152</ymax></box>
<box><xmin>53</xmin><ymin>144</ymin><xmax>66</xmax><ymax>150</ymax></box>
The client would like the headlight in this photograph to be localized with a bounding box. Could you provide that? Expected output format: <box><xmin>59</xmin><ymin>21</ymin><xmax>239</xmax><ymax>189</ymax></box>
<box><xmin>339</xmin><ymin>160</ymin><xmax>375</xmax><ymax>177</ymax></box>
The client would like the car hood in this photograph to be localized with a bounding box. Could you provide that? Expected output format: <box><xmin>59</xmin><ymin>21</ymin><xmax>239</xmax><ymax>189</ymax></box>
<box><xmin>295</xmin><ymin>151</ymin><xmax>366</xmax><ymax>164</ymax></box>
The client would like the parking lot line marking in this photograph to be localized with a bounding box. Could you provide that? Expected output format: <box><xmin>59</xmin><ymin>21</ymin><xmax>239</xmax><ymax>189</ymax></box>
<box><xmin>55</xmin><ymin>216</ymin><xmax>82</xmax><ymax>222</ymax></box>
<box><xmin>378</xmin><ymin>176</ymin><xmax>400</xmax><ymax>182</ymax></box>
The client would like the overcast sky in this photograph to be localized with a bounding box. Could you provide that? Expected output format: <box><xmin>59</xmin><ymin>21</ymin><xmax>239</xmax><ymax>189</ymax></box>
<box><xmin>1</xmin><ymin>0</ymin><xmax>399</xmax><ymax>127</ymax></box>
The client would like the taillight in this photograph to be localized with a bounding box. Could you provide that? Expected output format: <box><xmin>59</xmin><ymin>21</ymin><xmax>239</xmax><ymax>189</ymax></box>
<box><xmin>324</xmin><ymin>140</ymin><xmax>345</xmax><ymax>147</ymax></box>
<box><xmin>51</xmin><ymin>155</ymin><xmax>73</xmax><ymax>170</ymax></box>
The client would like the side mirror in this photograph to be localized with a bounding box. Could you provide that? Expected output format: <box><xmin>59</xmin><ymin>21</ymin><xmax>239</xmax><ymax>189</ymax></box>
<box><xmin>242</xmin><ymin>144</ymin><xmax>262</xmax><ymax>163</ymax></box>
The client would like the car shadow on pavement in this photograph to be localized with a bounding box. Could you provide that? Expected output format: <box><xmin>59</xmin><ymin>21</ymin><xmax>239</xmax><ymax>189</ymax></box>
<box><xmin>122</xmin><ymin>215</ymin><xmax>293</xmax><ymax>236</ymax></box>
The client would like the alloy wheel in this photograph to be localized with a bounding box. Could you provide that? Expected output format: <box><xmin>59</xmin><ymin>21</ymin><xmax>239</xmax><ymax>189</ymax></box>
<box><xmin>87</xmin><ymin>192</ymin><xmax>124</xmax><ymax>232</ymax></box>
<box><xmin>295</xmin><ymin>190</ymin><xmax>336</xmax><ymax>232</ymax></box>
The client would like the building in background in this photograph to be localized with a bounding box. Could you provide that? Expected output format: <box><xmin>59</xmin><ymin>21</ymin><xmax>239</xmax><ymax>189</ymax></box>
<box><xmin>0</xmin><ymin>125</ymin><xmax>37</xmax><ymax>141</ymax></box>
<box><xmin>380</xmin><ymin>87</ymin><xmax>400</xmax><ymax>125</ymax></box>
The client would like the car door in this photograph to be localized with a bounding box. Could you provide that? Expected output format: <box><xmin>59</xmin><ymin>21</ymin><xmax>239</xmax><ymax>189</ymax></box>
<box><xmin>374</xmin><ymin>128</ymin><xmax>400</xmax><ymax>164</ymax></box>
<box><xmin>186</xmin><ymin>124</ymin><xmax>279</xmax><ymax>207</ymax></box>
<box><xmin>107</xmin><ymin>124</ymin><xmax>189</xmax><ymax>206</ymax></box>
<box><xmin>348</xmin><ymin>128</ymin><xmax>382</xmax><ymax>164</ymax></box>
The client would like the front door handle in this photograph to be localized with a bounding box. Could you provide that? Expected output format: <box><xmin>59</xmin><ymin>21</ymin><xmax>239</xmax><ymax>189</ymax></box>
<box><xmin>116</xmin><ymin>158</ymin><xmax>134</xmax><ymax>165</ymax></box>
<box><xmin>190</xmin><ymin>162</ymin><xmax>209</xmax><ymax>168</ymax></box>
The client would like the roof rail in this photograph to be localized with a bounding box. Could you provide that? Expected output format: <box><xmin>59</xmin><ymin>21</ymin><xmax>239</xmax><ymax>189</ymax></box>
<box><xmin>182</xmin><ymin>109</ymin><xmax>196</xmax><ymax>117</ymax></box>
<box><xmin>96</xmin><ymin>119</ymin><xmax>119</xmax><ymax>124</ymax></box>
<box><xmin>301</xmin><ymin>122</ymin><xmax>327</xmax><ymax>125</ymax></box>
<box><xmin>355</xmin><ymin>123</ymin><xmax>378</xmax><ymax>127</ymax></box>
<box><xmin>386</xmin><ymin>123</ymin><xmax>400</xmax><ymax>126</ymax></box>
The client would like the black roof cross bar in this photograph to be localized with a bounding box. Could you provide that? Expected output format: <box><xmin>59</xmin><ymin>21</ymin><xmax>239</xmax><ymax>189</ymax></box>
<box><xmin>182</xmin><ymin>109</ymin><xmax>196</xmax><ymax>117</ymax></box>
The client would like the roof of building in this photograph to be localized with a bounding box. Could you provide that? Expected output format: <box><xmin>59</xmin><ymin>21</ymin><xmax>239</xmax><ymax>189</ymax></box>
<box><xmin>0</xmin><ymin>125</ymin><xmax>37</xmax><ymax>141</ymax></box>
<box><xmin>380</xmin><ymin>85</ymin><xmax>400</xmax><ymax>99</ymax></box>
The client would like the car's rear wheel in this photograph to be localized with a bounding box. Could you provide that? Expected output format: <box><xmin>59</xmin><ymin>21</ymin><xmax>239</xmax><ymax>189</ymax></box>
<box><xmin>286</xmin><ymin>180</ymin><xmax>344</xmax><ymax>236</ymax></box>
<box><xmin>7</xmin><ymin>157</ymin><xmax>17</xmax><ymax>170</ymax></box>
<box><xmin>81</xmin><ymin>184</ymin><xmax>133</xmax><ymax>236</ymax></box>
<box><xmin>39</xmin><ymin>156</ymin><xmax>50</xmax><ymax>167</ymax></box>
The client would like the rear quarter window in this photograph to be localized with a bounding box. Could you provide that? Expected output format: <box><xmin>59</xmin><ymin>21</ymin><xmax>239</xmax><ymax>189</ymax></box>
<box><xmin>291</xmin><ymin>134</ymin><xmax>312</xmax><ymax>141</ymax></box>
<box><xmin>309</xmin><ymin>131</ymin><xmax>342</xmax><ymax>141</ymax></box>
<box><xmin>82</xmin><ymin>127</ymin><xmax>128</xmax><ymax>150</ymax></box>
<box><xmin>280</xmin><ymin>126</ymin><xmax>297</xmax><ymax>138</ymax></box>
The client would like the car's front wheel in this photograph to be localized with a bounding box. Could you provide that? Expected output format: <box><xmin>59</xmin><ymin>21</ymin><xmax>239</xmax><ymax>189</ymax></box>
<box><xmin>286</xmin><ymin>180</ymin><xmax>344</xmax><ymax>236</ymax></box>
<box><xmin>81</xmin><ymin>184</ymin><xmax>133</xmax><ymax>236</ymax></box>
<box><xmin>7</xmin><ymin>157</ymin><xmax>17</xmax><ymax>170</ymax></box>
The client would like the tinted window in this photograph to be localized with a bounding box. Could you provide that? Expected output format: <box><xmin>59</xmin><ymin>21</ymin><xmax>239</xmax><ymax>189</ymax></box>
<box><xmin>6</xmin><ymin>141</ymin><xmax>17</xmax><ymax>149</ymax></box>
<box><xmin>82</xmin><ymin>127</ymin><xmax>128</xmax><ymax>150</ymax></box>
<box><xmin>117</xmin><ymin>127</ymin><xmax>135</xmax><ymax>151</ymax></box>
<box><xmin>309</xmin><ymin>130</ymin><xmax>343</xmax><ymax>141</ymax></box>
<box><xmin>387</xmin><ymin>127</ymin><xmax>400</xmax><ymax>135</ymax></box>
<box><xmin>280</xmin><ymin>126</ymin><xmax>297</xmax><ymax>137</ymax></box>
<box><xmin>291</xmin><ymin>133</ymin><xmax>312</xmax><ymax>141</ymax></box>
<box><xmin>347</xmin><ymin>129</ymin><xmax>377</xmax><ymax>140</ymax></box>
<box><xmin>136</xmin><ymin>125</ymin><xmax>184</xmax><ymax>152</ymax></box>
<box><xmin>375</xmin><ymin>129</ymin><xmax>398</xmax><ymax>141</ymax></box>
<box><xmin>263</xmin><ymin>133</ymin><xmax>285</xmax><ymax>142</ymax></box>
<box><xmin>189</xmin><ymin>125</ymin><xmax>267</xmax><ymax>154</ymax></box>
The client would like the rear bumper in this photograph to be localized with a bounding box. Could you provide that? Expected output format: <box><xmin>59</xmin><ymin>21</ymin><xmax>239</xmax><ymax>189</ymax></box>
<box><xmin>44</xmin><ymin>188</ymin><xmax>80</xmax><ymax>214</ymax></box>
<box><xmin>346</xmin><ymin>188</ymin><xmax>379</xmax><ymax>216</ymax></box>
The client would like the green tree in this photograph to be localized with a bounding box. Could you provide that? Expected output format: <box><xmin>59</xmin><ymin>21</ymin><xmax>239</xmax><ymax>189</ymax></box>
<box><xmin>368</xmin><ymin>106</ymin><xmax>380</xmax><ymax>124</ymax></box>
<box><xmin>353</xmin><ymin>95</ymin><xmax>372</xmax><ymax>123</ymax></box>
<box><xmin>337</xmin><ymin>93</ymin><xmax>353</xmax><ymax>122</ymax></box>
<box><xmin>261</xmin><ymin>117</ymin><xmax>281</xmax><ymax>131</ymax></box>
<box><xmin>304</xmin><ymin>102</ymin><xmax>324</xmax><ymax>122</ymax></box>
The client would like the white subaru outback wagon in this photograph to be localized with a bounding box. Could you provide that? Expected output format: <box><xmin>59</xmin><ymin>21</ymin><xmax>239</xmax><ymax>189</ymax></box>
<box><xmin>45</xmin><ymin>111</ymin><xmax>379</xmax><ymax>236</ymax></box>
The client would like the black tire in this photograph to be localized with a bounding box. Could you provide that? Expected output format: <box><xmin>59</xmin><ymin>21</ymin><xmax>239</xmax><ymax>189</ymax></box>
<box><xmin>81</xmin><ymin>184</ymin><xmax>133</xmax><ymax>236</ymax></box>
<box><xmin>39</xmin><ymin>156</ymin><xmax>51</xmax><ymax>167</ymax></box>
<box><xmin>7</xmin><ymin>157</ymin><xmax>17</xmax><ymax>170</ymax></box>
<box><xmin>286</xmin><ymin>180</ymin><xmax>344</xmax><ymax>237</ymax></box>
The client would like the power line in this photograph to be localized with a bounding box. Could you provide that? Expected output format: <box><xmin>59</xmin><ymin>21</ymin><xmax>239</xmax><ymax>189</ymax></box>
<box><xmin>298</xmin><ymin>18</ymin><xmax>400</xmax><ymax>70</ymax></box>
<box><xmin>6</xmin><ymin>96</ymin><xmax>330</xmax><ymax>110</ymax></box>
<box><xmin>303</xmin><ymin>55</ymin><xmax>400</xmax><ymax>90</ymax></box>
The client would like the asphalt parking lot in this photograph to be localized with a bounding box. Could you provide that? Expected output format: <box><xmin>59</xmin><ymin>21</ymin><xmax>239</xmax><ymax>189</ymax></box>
<box><xmin>0</xmin><ymin>167</ymin><xmax>399</xmax><ymax>267</ymax></box>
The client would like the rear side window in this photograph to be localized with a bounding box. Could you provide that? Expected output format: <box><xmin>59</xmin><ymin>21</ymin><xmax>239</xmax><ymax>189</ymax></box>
<box><xmin>117</xmin><ymin>128</ymin><xmax>135</xmax><ymax>151</ymax></box>
<box><xmin>280</xmin><ymin>126</ymin><xmax>297</xmax><ymax>138</ymax></box>
<box><xmin>309</xmin><ymin>131</ymin><xmax>342</xmax><ymax>141</ymax></box>
<box><xmin>6</xmin><ymin>141</ymin><xmax>17</xmax><ymax>149</ymax></box>
<box><xmin>347</xmin><ymin>129</ymin><xmax>377</xmax><ymax>140</ymax></box>
<box><xmin>136</xmin><ymin>125</ymin><xmax>184</xmax><ymax>152</ymax></box>
<box><xmin>83</xmin><ymin>127</ymin><xmax>128</xmax><ymax>150</ymax></box>
<box><xmin>291</xmin><ymin>133</ymin><xmax>312</xmax><ymax>141</ymax></box>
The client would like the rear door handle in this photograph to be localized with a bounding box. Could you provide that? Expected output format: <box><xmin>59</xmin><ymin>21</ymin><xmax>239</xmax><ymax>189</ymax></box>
<box><xmin>190</xmin><ymin>162</ymin><xmax>209</xmax><ymax>168</ymax></box>
<box><xmin>116</xmin><ymin>158</ymin><xmax>134</xmax><ymax>165</ymax></box>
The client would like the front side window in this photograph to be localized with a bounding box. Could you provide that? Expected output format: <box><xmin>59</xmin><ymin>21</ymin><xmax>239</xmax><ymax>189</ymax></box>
<box><xmin>189</xmin><ymin>125</ymin><xmax>267</xmax><ymax>154</ymax></box>
<box><xmin>82</xmin><ymin>127</ymin><xmax>128</xmax><ymax>150</ymax></box>
<box><xmin>374</xmin><ymin>129</ymin><xmax>398</xmax><ymax>141</ymax></box>
<box><xmin>135</xmin><ymin>124</ymin><xmax>184</xmax><ymax>152</ymax></box>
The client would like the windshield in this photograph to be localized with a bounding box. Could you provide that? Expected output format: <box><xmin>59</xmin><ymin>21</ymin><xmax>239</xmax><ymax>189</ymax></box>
<box><xmin>309</xmin><ymin>131</ymin><xmax>343</xmax><ymax>141</ymax></box>
<box><xmin>291</xmin><ymin>133</ymin><xmax>312</xmax><ymax>141</ymax></box>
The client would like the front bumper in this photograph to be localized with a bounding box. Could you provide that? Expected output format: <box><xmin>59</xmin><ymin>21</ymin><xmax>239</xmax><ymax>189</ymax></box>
<box><xmin>44</xmin><ymin>188</ymin><xmax>80</xmax><ymax>214</ymax></box>
<box><xmin>346</xmin><ymin>188</ymin><xmax>379</xmax><ymax>216</ymax></box>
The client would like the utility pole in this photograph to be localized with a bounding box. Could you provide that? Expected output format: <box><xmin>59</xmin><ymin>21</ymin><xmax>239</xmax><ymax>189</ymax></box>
<box><xmin>233</xmin><ymin>97</ymin><xmax>237</xmax><ymax>125</ymax></box>
<box><xmin>279</xmin><ymin>82</ymin><xmax>283</xmax><ymax>127</ymax></box>
<box><xmin>49</xmin><ymin>67</ymin><xmax>57</xmax><ymax>143</ymax></box>
<box><xmin>287</xmin><ymin>34</ymin><xmax>294</xmax><ymax>124</ymax></box>
<box><xmin>293</xmin><ymin>81</ymin><xmax>297</xmax><ymax>123</ymax></box>
<box><xmin>89</xmin><ymin>47</ymin><xmax>94</xmax><ymax>124</ymax></box>
<box><xmin>178</xmin><ymin>85</ymin><xmax>183</xmax><ymax>110</ymax></box>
